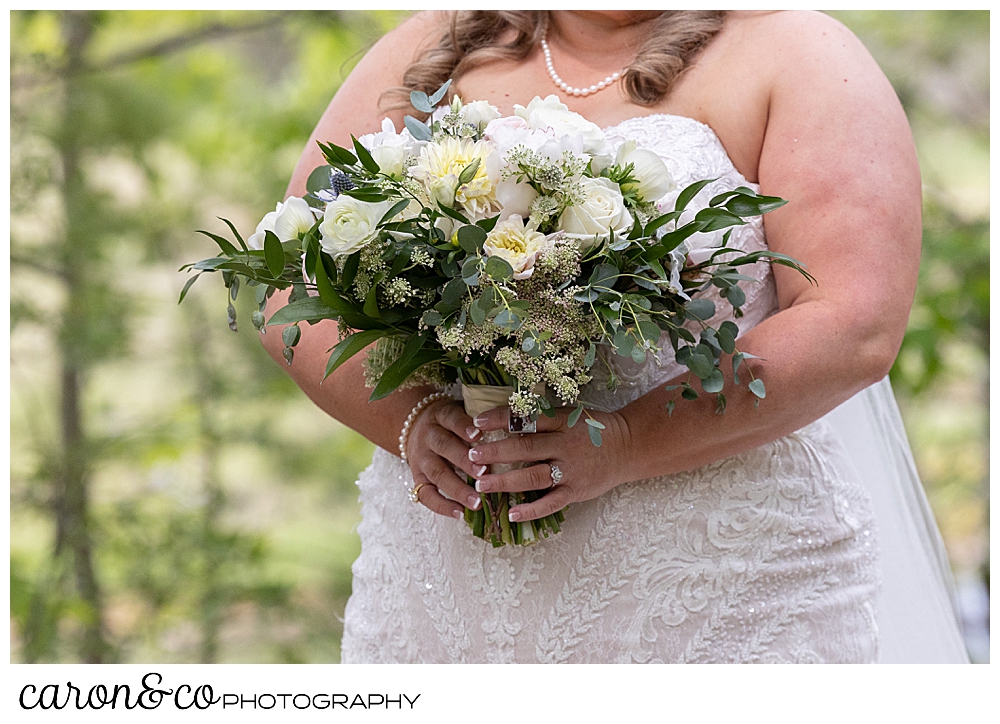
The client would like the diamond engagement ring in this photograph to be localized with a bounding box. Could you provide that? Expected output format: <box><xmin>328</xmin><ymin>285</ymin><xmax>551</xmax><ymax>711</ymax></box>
<box><xmin>408</xmin><ymin>482</ymin><xmax>430</xmax><ymax>503</ymax></box>
<box><xmin>549</xmin><ymin>464</ymin><xmax>564</xmax><ymax>487</ymax></box>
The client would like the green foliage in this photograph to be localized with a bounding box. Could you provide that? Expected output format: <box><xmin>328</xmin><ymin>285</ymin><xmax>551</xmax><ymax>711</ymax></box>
<box><xmin>10</xmin><ymin>8</ymin><xmax>402</xmax><ymax>663</ymax></box>
<box><xmin>10</xmin><ymin>9</ymin><xmax>989</xmax><ymax>661</ymax></box>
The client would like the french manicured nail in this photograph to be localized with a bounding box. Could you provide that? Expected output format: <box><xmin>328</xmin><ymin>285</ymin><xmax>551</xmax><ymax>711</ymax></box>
<box><xmin>473</xmin><ymin>415</ymin><xmax>487</xmax><ymax>428</ymax></box>
<box><xmin>508</xmin><ymin>509</ymin><xmax>522</xmax><ymax>522</ymax></box>
<box><xmin>473</xmin><ymin>464</ymin><xmax>487</xmax><ymax>477</ymax></box>
<box><xmin>467</xmin><ymin>495</ymin><xmax>481</xmax><ymax>510</ymax></box>
<box><xmin>468</xmin><ymin>448</ymin><xmax>482</xmax><ymax>462</ymax></box>
<box><xmin>475</xmin><ymin>479</ymin><xmax>487</xmax><ymax>493</ymax></box>
<box><xmin>466</xmin><ymin>426</ymin><xmax>481</xmax><ymax>440</ymax></box>
<box><xmin>452</xmin><ymin>509</ymin><xmax>463</xmax><ymax>520</ymax></box>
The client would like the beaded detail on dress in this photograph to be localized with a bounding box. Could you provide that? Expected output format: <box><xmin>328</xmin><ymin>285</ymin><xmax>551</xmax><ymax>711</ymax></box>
<box><xmin>340</xmin><ymin>114</ymin><xmax>879</xmax><ymax>664</ymax></box>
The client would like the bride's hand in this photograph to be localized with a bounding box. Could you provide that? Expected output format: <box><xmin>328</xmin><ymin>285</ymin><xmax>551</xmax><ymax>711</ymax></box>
<box><xmin>405</xmin><ymin>399</ymin><xmax>486</xmax><ymax>519</ymax></box>
<box><xmin>469</xmin><ymin>406</ymin><xmax>633</xmax><ymax>522</ymax></box>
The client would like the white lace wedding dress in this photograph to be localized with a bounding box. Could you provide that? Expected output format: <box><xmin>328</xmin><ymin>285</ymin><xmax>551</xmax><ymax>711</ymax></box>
<box><xmin>340</xmin><ymin>114</ymin><xmax>968</xmax><ymax>664</ymax></box>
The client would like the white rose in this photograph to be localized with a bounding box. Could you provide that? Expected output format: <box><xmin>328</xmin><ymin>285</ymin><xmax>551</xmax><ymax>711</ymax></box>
<box><xmin>495</xmin><ymin>176</ymin><xmax>539</xmax><ymax>221</ymax></box>
<box><xmin>483</xmin><ymin>215</ymin><xmax>554</xmax><ymax>280</ymax></box>
<box><xmin>358</xmin><ymin>117</ymin><xmax>420</xmax><ymax>178</ymax></box>
<box><xmin>318</xmin><ymin>196</ymin><xmax>390</xmax><ymax>258</ymax></box>
<box><xmin>462</xmin><ymin>100</ymin><xmax>501</xmax><ymax>129</ymax></box>
<box><xmin>247</xmin><ymin>196</ymin><xmax>317</xmax><ymax>249</ymax></box>
<box><xmin>514</xmin><ymin>95</ymin><xmax>609</xmax><ymax>155</ymax></box>
<box><xmin>557</xmin><ymin>176</ymin><xmax>633</xmax><ymax>250</ymax></box>
<box><xmin>616</xmin><ymin>140</ymin><xmax>675</xmax><ymax>202</ymax></box>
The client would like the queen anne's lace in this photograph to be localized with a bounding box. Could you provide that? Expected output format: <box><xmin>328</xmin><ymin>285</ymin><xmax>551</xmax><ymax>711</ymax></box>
<box><xmin>340</xmin><ymin>115</ymin><xmax>880</xmax><ymax>664</ymax></box>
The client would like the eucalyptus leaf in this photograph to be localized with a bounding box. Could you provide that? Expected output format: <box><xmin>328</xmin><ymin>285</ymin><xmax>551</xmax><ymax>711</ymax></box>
<box><xmin>701</xmin><ymin>368</ymin><xmax>724</xmax><ymax>393</ymax></box>
<box><xmin>687</xmin><ymin>352</ymin><xmax>714</xmax><ymax>380</ymax></box>
<box><xmin>722</xmin><ymin>284</ymin><xmax>746</xmax><ymax>308</ymax></box>
<box><xmin>442</xmin><ymin>276</ymin><xmax>467</xmax><ymax>306</ymax></box>
<box><xmin>485</xmin><ymin>256</ymin><xmax>514</xmax><ymax>281</ymax></box>
<box><xmin>469</xmin><ymin>300</ymin><xmax>486</xmax><ymax>326</ymax></box>
<box><xmin>685</xmin><ymin>298</ymin><xmax>716</xmax><ymax>321</ymax></box>
<box><xmin>409</xmin><ymin>90</ymin><xmax>435</xmax><ymax>114</ymax></box>
<box><xmin>457</xmin><ymin>224</ymin><xmax>487</xmax><ymax>253</ymax></box>
<box><xmin>428</xmin><ymin>79</ymin><xmax>453</xmax><ymax>105</ymax></box>
<box><xmin>583</xmin><ymin>343</ymin><xmax>597</xmax><ymax>368</ymax></box>
<box><xmin>589</xmin><ymin>263</ymin><xmax>619</xmax><ymax>290</ymax></box>
<box><xmin>717</xmin><ymin>323</ymin><xmax>736</xmax><ymax>354</ymax></box>
<box><xmin>306</xmin><ymin>164</ymin><xmax>334</xmax><ymax>193</ymax></box>
<box><xmin>568</xmin><ymin>404</ymin><xmax>584</xmax><ymax>428</ymax></box>
<box><xmin>422</xmin><ymin>310</ymin><xmax>444</xmax><ymax>326</ymax></box>
<box><xmin>748</xmin><ymin>378</ymin><xmax>766</xmax><ymax>399</ymax></box>
<box><xmin>404</xmin><ymin>115</ymin><xmax>433</xmax><ymax>141</ymax></box>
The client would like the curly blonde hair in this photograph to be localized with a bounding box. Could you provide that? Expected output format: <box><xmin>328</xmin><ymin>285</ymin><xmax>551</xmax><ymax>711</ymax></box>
<box><xmin>384</xmin><ymin>10</ymin><xmax>725</xmax><ymax>109</ymax></box>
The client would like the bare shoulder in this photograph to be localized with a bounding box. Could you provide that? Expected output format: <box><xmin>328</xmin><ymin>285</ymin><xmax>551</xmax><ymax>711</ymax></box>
<box><xmin>336</xmin><ymin>11</ymin><xmax>450</xmax><ymax>114</ymax></box>
<box><xmin>728</xmin><ymin>11</ymin><xmax>886</xmax><ymax>88</ymax></box>
<box><xmin>285</xmin><ymin>11</ymin><xmax>451</xmax><ymax>196</ymax></box>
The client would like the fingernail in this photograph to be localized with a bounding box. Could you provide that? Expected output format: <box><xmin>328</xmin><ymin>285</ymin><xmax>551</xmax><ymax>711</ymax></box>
<box><xmin>473</xmin><ymin>415</ymin><xmax>487</xmax><ymax>428</ymax></box>
<box><xmin>508</xmin><ymin>509</ymin><xmax>522</xmax><ymax>522</ymax></box>
<box><xmin>468</xmin><ymin>495</ymin><xmax>481</xmax><ymax>510</ymax></box>
<box><xmin>466</xmin><ymin>426</ymin><xmax>481</xmax><ymax>440</ymax></box>
<box><xmin>474</xmin><ymin>464</ymin><xmax>487</xmax><ymax>477</ymax></box>
<box><xmin>452</xmin><ymin>509</ymin><xmax>463</xmax><ymax>520</ymax></box>
<box><xmin>468</xmin><ymin>448</ymin><xmax>482</xmax><ymax>462</ymax></box>
<box><xmin>475</xmin><ymin>480</ymin><xmax>486</xmax><ymax>493</ymax></box>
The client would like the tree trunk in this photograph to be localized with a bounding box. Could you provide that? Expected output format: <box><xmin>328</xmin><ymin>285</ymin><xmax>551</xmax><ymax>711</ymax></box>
<box><xmin>54</xmin><ymin>10</ymin><xmax>108</xmax><ymax>663</ymax></box>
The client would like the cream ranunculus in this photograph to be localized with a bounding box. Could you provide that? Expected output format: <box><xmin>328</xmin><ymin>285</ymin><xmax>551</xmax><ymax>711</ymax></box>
<box><xmin>410</xmin><ymin>137</ymin><xmax>501</xmax><ymax>219</ymax></box>
<box><xmin>514</xmin><ymin>94</ymin><xmax>609</xmax><ymax>156</ymax></box>
<box><xmin>318</xmin><ymin>196</ymin><xmax>390</xmax><ymax>258</ymax></box>
<box><xmin>557</xmin><ymin>177</ymin><xmax>633</xmax><ymax>250</ymax></box>
<box><xmin>247</xmin><ymin>196</ymin><xmax>318</xmax><ymax>249</ymax></box>
<box><xmin>615</xmin><ymin>140</ymin><xmax>675</xmax><ymax>203</ymax></box>
<box><xmin>483</xmin><ymin>215</ymin><xmax>554</xmax><ymax>280</ymax></box>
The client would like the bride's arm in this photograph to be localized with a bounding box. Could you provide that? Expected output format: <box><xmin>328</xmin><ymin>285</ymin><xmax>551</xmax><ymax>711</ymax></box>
<box><xmin>259</xmin><ymin>12</ymin><xmax>486</xmax><ymax>517</ymax></box>
<box><xmin>471</xmin><ymin>12</ymin><xmax>922</xmax><ymax>520</ymax></box>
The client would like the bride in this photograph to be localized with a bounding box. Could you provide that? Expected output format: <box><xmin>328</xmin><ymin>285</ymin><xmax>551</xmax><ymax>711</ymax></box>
<box><xmin>262</xmin><ymin>10</ymin><xmax>968</xmax><ymax>663</ymax></box>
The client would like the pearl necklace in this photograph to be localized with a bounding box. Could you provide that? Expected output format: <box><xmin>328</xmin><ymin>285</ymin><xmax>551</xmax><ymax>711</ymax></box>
<box><xmin>540</xmin><ymin>28</ymin><xmax>625</xmax><ymax>97</ymax></box>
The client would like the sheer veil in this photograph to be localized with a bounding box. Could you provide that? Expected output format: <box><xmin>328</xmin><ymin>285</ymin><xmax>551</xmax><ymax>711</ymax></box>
<box><xmin>824</xmin><ymin>377</ymin><xmax>969</xmax><ymax>663</ymax></box>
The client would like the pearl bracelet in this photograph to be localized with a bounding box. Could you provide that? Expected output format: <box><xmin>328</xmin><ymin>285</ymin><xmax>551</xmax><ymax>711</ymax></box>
<box><xmin>398</xmin><ymin>392</ymin><xmax>451</xmax><ymax>463</ymax></box>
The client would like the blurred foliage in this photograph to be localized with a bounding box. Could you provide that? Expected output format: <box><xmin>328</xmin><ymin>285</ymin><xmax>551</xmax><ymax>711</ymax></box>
<box><xmin>10</xmin><ymin>10</ymin><xmax>988</xmax><ymax>662</ymax></box>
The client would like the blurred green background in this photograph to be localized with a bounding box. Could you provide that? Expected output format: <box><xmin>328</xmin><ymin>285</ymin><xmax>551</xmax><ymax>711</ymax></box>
<box><xmin>9</xmin><ymin>10</ymin><xmax>989</xmax><ymax>663</ymax></box>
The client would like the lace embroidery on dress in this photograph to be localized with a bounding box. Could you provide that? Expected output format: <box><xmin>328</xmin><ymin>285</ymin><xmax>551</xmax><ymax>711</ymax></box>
<box><xmin>340</xmin><ymin>114</ymin><xmax>880</xmax><ymax>664</ymax></box>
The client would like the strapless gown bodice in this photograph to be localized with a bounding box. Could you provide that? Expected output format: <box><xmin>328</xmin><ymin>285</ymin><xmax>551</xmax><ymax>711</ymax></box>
<box><xmin>340</xmin><ymin>114</ymin><xmax>880</xmax><ymax>664</ymax></box>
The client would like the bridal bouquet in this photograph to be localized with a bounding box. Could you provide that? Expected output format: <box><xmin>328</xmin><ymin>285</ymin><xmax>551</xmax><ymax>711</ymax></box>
<box><xmin>181</xmin><ymin>80</ymin><xmax>811</xmax><ymax>547</ymax></box>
